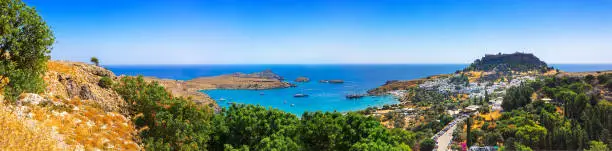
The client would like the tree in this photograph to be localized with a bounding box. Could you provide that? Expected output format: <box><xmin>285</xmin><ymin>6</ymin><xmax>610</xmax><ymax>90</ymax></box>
<box><xmin>484</xmin><ymin>132</ymin><xmax>502</xmax><ymax>146</ymax></box>
<box><xmin>484</xmin><ymin>90</ymin><xmax>490</xmax><ymax>103</ymax></box>
<box><xmin>598</xmin><ymin>74</ymin><xmax>610</xmax><ymax>84</ymax></box>
<box><xmin>585</xmin><ymin>75</ymin><xmax>595</xmax><ymax>84</ymax></box>
<box><xmin>514</xmin><ymin>142</ymin><xmax>533</xmax><ymax>151</ymax></box>
<box><xmin>585</xmin><ymin>141</ymin><xmax>609</xmax><ymax>151</ymax></box>
<box><xmin>0</xmin><ymin>0</ymin><xmax>55</xmax><ymax>100</ymax></box>
<box><xmin>256</xmin><ymin>135</ymin><xmax>301</xmax><ymax>151</ymax></box>
<box><xmin>350</xmin><ymin>140</ymin><xmax>412</xmax><ymax>151</ymax></box>
<box><xmin>515</xmin><ymin>124</ymin><xmax>547</xmax><ymax>147</ymax></box>
<box><xmin>502</xmin><ymin>84</ymin><xmax>534</xmax><ymax>111</ymax></box>
<box><xmin>90</xmin><ymin>57</ymin><xmax>99</xmax><ymax>66</ymax></box>
<box><xmin>98</xmin><ymin>76</ymin><xmax>113</xmax><ymax>88</ymax></box>
<box><xmin>419</xmin><ymin>139</ymin><xmax>435</xmax><ymax>151</ymax></box>
<box><xmin>467</xmin><ymin>117</ymin><xmax>472</xmax><ymax>147</ymax></box>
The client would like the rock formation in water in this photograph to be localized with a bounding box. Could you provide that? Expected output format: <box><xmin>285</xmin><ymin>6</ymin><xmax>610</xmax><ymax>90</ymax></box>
<box><xmin>295</xmin><ymin>76</ymin><xmax>310</xmax><ymax>82</ymax></box>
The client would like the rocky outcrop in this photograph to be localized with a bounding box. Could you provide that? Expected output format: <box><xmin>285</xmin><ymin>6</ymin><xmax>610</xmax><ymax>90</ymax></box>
<box><xmin>45</xmin><ymin>61</ymin><xmax>127</xmax><ymax>114</ymax></box>
<box><xmin>231</xmin><ymin>69</ymin><xmax>284</xmax><ymax>80</ymax></box>
<box><xmin>16</xmin><ymin>93</ymin><xmax>46</xmax><ymax>106</ymax></box>
<box><xmin>295</xmin><ymin>77</ymin><xmax>310</xmax><ymax>82</ymax></box>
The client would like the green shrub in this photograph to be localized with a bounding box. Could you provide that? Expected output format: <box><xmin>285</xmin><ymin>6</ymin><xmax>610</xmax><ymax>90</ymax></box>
<box><xmin>0</xmin><ymin>0</ymin><xmax>55</xmax><ymax>101</ymax></box>
<box><xmin>98</xmin><ymin>76</ymin><xmax>113</xmax><ymax>88</ymax></box>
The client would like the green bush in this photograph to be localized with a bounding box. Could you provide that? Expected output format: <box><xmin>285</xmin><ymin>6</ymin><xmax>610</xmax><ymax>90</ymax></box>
<box><xmin>98</xmin><ymin>76</ymin><xmax>113</xmax><ymax>88</ymax></box>
<box><xmin>0</xmin><ymin>0</ymin><xmax>55</xmax><ymax>101</ymax></box>
<box><xmin>419</xmin><ymin>139</ymin><xmax>435</xmax><ymax>151</ymax></box>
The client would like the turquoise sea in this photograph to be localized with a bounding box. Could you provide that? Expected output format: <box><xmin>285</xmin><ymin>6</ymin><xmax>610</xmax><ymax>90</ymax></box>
<box><xmin>107</xmin><ymin>64</ymin><xmax>612</xmax><ymax>116</ymax></box>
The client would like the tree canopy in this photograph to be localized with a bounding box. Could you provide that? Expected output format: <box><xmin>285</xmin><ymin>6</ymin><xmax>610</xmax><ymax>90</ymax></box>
<box><xmin>0</xmin><ymin>0</ymin><xmax>55</xmax><ymax>100</ymax></box>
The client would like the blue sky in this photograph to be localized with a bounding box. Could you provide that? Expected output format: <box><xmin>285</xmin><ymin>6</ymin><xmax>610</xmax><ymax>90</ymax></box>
<box><xmin>25</xmin><ymin>0</ymin><xmax>612</xmax><ymax>64</ymax></box>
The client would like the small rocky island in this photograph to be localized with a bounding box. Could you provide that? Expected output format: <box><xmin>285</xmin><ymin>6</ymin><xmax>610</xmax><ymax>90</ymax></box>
<box><xmin>295</xmin><ymin>76</ymin><xmax>310</xmax><ymax>82</ymax></box>
<box><xmin>187</xmin><ymin>70</ymin><xmax>294</xmax><ymax>89</ymax></box>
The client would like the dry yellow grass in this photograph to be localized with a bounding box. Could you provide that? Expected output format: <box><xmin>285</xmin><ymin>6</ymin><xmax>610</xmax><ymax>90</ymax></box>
<box><xmin>479</xmin><ymin>110</ymin><xmax>502</xmax><ymax>121</ymax></box>
<box><xmin>466</xmin><ymin>71</ymin><xmax>483</xmax><ymax>82</ymax></box>
<box><xmin>0</xmin><ymin>102</ymin><xmax>60</xmax><ymax>151</ymax></box>
<box><xmin>30</xmin><ymin>98</ymin><xmax>140</xmax><ymax>150</ymax></box>
<box><xmin>47</xmin><ymin>61</ymin><xmax>76</xmax><ymax>76</ymax></box>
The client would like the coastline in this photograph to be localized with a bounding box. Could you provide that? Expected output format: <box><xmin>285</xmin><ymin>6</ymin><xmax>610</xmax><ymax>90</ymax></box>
<box><xmin>141</xmin><ymin>70</ymin><xmax>294</xmax><ymax>111</ymax></box>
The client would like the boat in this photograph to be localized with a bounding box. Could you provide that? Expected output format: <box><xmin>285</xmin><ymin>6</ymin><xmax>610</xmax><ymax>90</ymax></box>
<box><xmin>260</xmin><ymin>92</ymin><xmax>265</xmax><ymax>95</ymax></box>
<box><xmin>291</xmin><ymin>104</ymin><xmax>295</xmax><ymax>107</ymax></box>
<box><xmin>294</xmin><ymin>93</ymin><xmax>309</xmax><ymax>97</ymax></box>
<box><xmin>346</xmin><ymin>94</ymin><xmax>365</xmax><ymax>99</ymax></box>
<box><xmin>283</xmin><ymin>100</ymin><xmax>287</xmax><ymax>104</ymax></box>
<box><xmin>218</xmin><ymin>98</ymin><xmax>226</xmax><ymax>101</ymax></box>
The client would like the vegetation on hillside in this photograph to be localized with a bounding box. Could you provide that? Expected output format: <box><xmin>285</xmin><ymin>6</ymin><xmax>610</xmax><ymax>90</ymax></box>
<box><xmin>465</xmin><ymin>52</ymin><xmax>551</xmax><ymax>73</ymax></box>
<box><xmin>458</xmin><ymin>74</ymin><xmax>612</xmax><ymax>150</ymax></box>
<box><xmin>0</xmin><ymin>0</ymin><xmax>55</xmax><ymax>101</ymax></box>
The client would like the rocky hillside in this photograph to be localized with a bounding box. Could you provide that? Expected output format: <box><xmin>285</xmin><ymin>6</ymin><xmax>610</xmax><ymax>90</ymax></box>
<box><xmin>466</xmin><ymin>52</ymin><xmax>551</xmax><ymax>73</ymax></box>
<box><xmin>45</xmin><ymin>61</ymin><xmax>127</xmax><ymax>114</ymax></box>
<box><xmin>0</xmin><ymin>61</ymin><xmax>141</xmax><ymax>150</ymax></box>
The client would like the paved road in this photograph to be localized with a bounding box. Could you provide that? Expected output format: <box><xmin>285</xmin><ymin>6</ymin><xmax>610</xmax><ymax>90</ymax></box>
<box><xmin>432</xmin><ymin>115</ymin><xmax>468</xmax><ymax>151</ymax></box>
<box><xmin>436</xmin><ymin>124</ymin><xmax>457</xmax><ymax>151</ymax></box>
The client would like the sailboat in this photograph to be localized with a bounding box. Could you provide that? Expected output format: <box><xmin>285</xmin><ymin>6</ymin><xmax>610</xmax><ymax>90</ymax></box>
<box><xmin>345</xmin><ymin>88</ymin><xmax>365</xmax><ymax>99</ymax></box>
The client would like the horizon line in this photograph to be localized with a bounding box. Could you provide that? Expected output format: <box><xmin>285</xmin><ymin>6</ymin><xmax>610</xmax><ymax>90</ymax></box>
<box><xmin>99</xmin><ymin>62</ymin><xmax>612</xmax><ymax>66</ymax></box>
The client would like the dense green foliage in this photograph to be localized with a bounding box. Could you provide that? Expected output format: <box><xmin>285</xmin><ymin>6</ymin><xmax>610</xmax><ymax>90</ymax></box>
<box><xmin>481</xmin><ymin>75</ymin><xmax>612</xmax><ymax>150</ymax></box>
<box><xmin>114</xmin><ymin>76</ymin><xmax>214</xmax><ymax>150</ymax></box>
<box><xmin>449</xmin><ymin>74</ymin><xmax>469</xmax><ymax>86</ymax></box>
<box><xmin>0</xmin><ymin>0</ymin><xmax>55</xmax><ymax>100</ymax></box>
<box><xmin>465</xmin><ymin>52</ymin><xmax>550</xmax><ymax>72</ymax></box>
<box><xmin>501</xmin><ymin>84</ymin><xmax>534</xmax><ymax>111</ymax></box>
<box><xmin>585</xmin><ymin>141</ymin><xmax>609</xmax><ymax>151</ymax></box>
<box><xmin>418</xmin><ymin>139</ymin><xmax>434</xmax><ymax>151</ymax></box>
<box><xmin>115</xmin><ymin>76</ymin><xmax>416</xmax><ymax>151</ymax></box>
